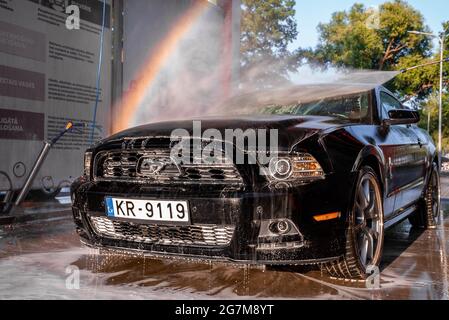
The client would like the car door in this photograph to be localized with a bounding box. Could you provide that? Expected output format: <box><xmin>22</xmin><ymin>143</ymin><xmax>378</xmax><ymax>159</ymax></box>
<box><xmin>412</xmin><ymin>126</ymin><xmax>432</xmax><ymax>172</ymax></box>
<box><xmin>377</xmin><ymin>90</ymin><xmax>425</xmax><ymax>218</ymax></box>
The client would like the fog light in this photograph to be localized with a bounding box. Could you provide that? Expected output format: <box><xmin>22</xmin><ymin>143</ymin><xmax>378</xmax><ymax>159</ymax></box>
<box><xmin>270</xmin><ymin>220</ymin><xmax>291</xmax><ymax>235</ymax></box>
<box><xmin>257</xmin><ymin>219</ymin><xmax>304</xmax><ymax>251</ymax></box>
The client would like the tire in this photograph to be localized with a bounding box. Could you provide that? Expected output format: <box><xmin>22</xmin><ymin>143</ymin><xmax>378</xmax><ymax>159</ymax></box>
<box><xmin>322</xmin><ymin>166</ymin><xmax>384</xmax><ymax>280</ymax></box>
<box><xmin>409</xmin><ymin>163</ymin><xmax>441</xmax><ymax>229</ymax></box>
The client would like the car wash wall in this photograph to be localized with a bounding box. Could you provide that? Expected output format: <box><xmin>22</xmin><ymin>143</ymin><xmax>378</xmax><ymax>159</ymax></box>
<box><xmin>0</xmin><ymin>0</ymin><xmax>113</xmax><ymax>195</ymax></box>
<box><xmin>0</xmin><ymin>0</ymin><xmax>240</xmax><ymax>196</ymax></box>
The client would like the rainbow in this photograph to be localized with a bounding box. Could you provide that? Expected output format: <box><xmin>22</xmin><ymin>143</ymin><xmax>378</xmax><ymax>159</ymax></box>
<box><xmin>112</xmin><ymin>0</ymin><xmax>209</xmax><ymax>133</ymax></box>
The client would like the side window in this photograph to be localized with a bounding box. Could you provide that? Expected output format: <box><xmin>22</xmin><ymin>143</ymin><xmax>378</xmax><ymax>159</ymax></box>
<box><xmin>380</xmin><ymin>92</ymin><xmax>403</xmax><ymax>119</ymax></box>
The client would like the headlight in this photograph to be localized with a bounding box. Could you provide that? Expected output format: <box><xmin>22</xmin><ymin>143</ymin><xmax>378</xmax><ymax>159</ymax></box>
<box><xmin>269</xmin><ymin>157</ymin><xmax>293</xmax><ymax>180</ymax></box>
<box><xmin>84</xmin><ymin>151</ymin><xmax>92</xmax><ymax>178</ymax></box>
<box><xmin>264</xmin><ymin>153</ymin><xmax>324</xmax><ymax>182</ymax></box>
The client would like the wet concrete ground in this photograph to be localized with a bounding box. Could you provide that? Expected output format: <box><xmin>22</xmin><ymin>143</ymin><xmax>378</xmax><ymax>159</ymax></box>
<box><xmin>0</xmin><ymin>177</ymin><xmax>448</xmax><ymax>300</ymax></box>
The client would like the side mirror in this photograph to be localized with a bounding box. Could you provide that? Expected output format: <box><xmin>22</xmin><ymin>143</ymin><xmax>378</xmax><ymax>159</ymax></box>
<box><xmin>383</xmin><ymin>109</ymin><xmax>420</xmax><ymax>126</ymax></box>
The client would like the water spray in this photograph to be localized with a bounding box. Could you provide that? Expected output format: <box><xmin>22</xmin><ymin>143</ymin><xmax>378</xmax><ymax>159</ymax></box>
<box><xmin>399</xmin><ymin>57</ymin><xmax>449</xmax><ymax>73</ymax></box>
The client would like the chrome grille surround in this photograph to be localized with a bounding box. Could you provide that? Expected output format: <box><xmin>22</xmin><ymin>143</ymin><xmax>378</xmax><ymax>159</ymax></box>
<box><xmin>90</xmin><ymin>216</ymin><xmax>235</xmax><ymax>247</ymax></box>
<box><xmin>94</xmin><ymin>149</ymin><xmax>244</xmax><ymax>185</ymax></box>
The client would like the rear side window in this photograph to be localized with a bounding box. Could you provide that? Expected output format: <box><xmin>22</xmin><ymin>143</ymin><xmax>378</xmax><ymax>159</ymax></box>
<box><xmin>380</xmin><ymin>92</ymin><xmax>403</xmax><ymax>119</ymax></box>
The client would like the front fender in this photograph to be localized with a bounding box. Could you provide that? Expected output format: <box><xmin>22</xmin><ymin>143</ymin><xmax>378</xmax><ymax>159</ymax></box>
<box><xmin>352</xmin><ymin>145</ymin><xmax>386</xmax><ymax>177</ymax></box>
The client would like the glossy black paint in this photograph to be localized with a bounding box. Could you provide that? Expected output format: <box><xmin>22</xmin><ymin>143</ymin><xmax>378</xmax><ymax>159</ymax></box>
<box><xmin>71</xmin><ymin>85</ymin><xmax>437</xmax><ymax>264</ymax></box>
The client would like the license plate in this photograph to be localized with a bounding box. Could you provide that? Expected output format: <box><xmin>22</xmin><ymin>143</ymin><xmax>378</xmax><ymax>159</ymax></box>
<box><xmin>105</xmin><ymin>197</ymin><xmax>190</xmax><ymax>225</ymax></box>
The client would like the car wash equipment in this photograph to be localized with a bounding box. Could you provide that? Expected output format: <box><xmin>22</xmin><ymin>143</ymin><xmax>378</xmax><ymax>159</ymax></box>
<box><xmin>0</xmin><ymin>172</ymin><xmax>13</xmax><ymax>214</ymax></box>
<box><xmin>12</xmin><ymin>121</ymin><xmax>75</xmax><ymax>210</ymax></box>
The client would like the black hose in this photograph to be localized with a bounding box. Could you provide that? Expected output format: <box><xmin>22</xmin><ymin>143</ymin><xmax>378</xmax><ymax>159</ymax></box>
<box><xmin>40</xmin><ymin>179</ymin><xmax>73</xmax><ymax>197</ymax></box>
<box><xmin>0</xmin><ymin>171</ymin><xmax>13</xmax><ymax>214</ymax></box>
<box><xmin>0</xmin><ymin>171</ymin><xmax>13</xmax><ymax>193</ymax></box>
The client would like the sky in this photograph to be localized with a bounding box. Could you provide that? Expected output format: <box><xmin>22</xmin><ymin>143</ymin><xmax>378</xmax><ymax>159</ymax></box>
<box><xmin>291</xmin><ymin>0</ymin><xmax>449</xmax><ymax>51</ymax></box>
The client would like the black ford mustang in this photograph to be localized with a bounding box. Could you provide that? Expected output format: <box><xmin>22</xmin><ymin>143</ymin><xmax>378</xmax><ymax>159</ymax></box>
<box><xmin>71</xmin><ymin>84</ymin><xmax>440</xmax><ymax>280</ymax></box>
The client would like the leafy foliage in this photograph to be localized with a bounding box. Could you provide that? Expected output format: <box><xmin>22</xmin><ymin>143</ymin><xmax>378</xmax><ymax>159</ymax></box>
<box><xmin>310</xmin><ymin>1</ymin><xmax>432</xmax><ymax>70</ymax></box>
<box><xmin>240</xmin><ymin>0</ymin><xmax>299</xmax><ymax>88</ymax></box>
<box><xmin>306</xmin><ymin>0</ymin><xmax>439</xmax><ymax>98</ymax></box>
<box><xmin>416</xmin><ymin>22</ymin><xmax>449</xmax><ymax>152</ymax></box>
<box><xmin>419</xmin><ymin>93</ymin><xmax>449</xmax><ymax>153</ymax></box>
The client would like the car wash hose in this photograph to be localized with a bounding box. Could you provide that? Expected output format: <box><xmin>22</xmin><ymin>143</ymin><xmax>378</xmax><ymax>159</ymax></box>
<box><xmin>14</xmin><ymin>122</ymin><xmax>75</xmax><ymax>207</ymax></box>
<box><xmin>89</xmin><ymin>0</ymin><xmax>106</xmax><ymax>145</ymax></box>
<box><xmin>0</xmin><ymin>171</ymin><xmax>13</xmax><ymax>214</ymax></box>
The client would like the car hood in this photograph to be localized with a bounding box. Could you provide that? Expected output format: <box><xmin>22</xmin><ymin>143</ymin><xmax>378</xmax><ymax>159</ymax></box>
<box><xmin>99</xmin><ymin>115</ymin><xmax>348</xmax><ymax>151</ymax></box>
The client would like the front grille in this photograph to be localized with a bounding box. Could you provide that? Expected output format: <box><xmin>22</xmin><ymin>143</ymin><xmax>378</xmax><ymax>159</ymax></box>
<box><xmin>94</xmin><ymin>149</ymin><xmax>243</xmax><ymax>185</ymax></box>
<box><xmin>90</xmin><ymin>216</ymin><xmax>235</xmax><ymax>247</ymax></box>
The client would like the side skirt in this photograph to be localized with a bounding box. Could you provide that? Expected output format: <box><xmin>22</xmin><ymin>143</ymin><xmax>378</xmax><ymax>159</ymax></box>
<box><xmin>384</xmin><ymin>203</ymin><xmax>419</xmax><ymax>229</ymax></box>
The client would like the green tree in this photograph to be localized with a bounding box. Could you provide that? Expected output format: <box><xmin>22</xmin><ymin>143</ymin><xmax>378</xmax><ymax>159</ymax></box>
<box><xmin>240</xmin><ymin>0</ymin><xmax>299</xmax><ymax>88</ymax></box>
<box><xmin>420</xmin><ymin>92</ymin><xmax>449</xmax><ymax>153</ymax></box>
<box><xmin>306</xmin><ymin>0</ymin><xmax>436</xmax><ymax>97</ymax></box>
<box><xmin>416</xmin><ymin>21</ymin><xmax>449</xmax><ymax>152</ymax></box>
<box><xmin>311</xmin><ymin>0</ymin><xmax>432</xmax><ymax>70</ymax></box>
<box><xmin>395</xmin><ymin>21</ymin><xmax>448</xmax><ymax>100</ymax></box>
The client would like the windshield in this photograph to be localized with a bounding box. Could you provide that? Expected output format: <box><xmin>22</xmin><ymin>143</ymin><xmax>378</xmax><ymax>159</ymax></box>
<box><xmin>212</xmin><ymin>85</ymin><xmax>373</xmax><ymax>123</ymax></box>
<box><xmin>259</xmin><ymin>93</ymin><xmax>370</xmax><ymax>121</ymax></box>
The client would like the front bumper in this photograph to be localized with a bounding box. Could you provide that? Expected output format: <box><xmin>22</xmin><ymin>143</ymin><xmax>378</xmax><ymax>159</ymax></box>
<box><xmin>71</xmin><ymin>172</ymin><xmax>357</xmax><ymax>265</ymax></box>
